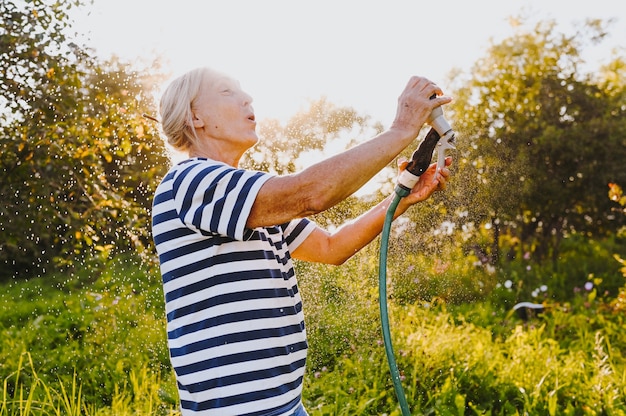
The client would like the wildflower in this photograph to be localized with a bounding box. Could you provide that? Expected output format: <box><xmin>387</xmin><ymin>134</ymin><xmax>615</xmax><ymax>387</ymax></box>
<box><xmin>584</xmin><ymin>282</ymin><xmax>594</xmax><ymax>291</ymax></box>
<box><xmin>88</xmin><ymin>292</ymin><xmax>103</xmax><ymax>301</ymax></box>
<box><xmin>504</xmin><ymin>280</ymin><xmax>513</xmax><ymax>289</ymax></box>
<box><xmin>540</xmin><ymin>285</ymin><xmax>548</xmax><ymax>292</ymax></box>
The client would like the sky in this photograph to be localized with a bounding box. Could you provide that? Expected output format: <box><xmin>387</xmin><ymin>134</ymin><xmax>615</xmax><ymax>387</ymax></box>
<box><xmin>73</xmin><ymin>0</ymin><xmax>625</xmax><ymax>126</ymax></box>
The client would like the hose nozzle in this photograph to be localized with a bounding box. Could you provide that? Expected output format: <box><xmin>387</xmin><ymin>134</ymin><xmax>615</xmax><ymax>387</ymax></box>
<box><xmin>427</xmin><ymin>105</ymin><xmax>452</xmax><ymax>137</ymax></box>
<box><xmin>395</xmin><ymin>99</ymin><xmax>455</xmax><ymax>195</ymax></box>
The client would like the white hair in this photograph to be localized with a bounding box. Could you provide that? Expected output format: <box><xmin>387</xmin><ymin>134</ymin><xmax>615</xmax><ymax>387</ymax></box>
<box><xmin>159</xmin><ymin>67</ymin><xmax>219</xmax><ymax>152</ymax></box>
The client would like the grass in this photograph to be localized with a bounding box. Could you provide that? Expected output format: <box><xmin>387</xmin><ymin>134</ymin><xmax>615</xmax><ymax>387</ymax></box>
<box><xmin>1</xmin><ymin>352</ymin><xmax>179</xmax><ymax>416</ymax></box>
<box><xmin>0</xmin><ymin>255</ymin><xmax>180</xmax><ymax>416</ymax></box>
<box><xmin>1</xmin><ymin>239</ymin><xmax>625</xmax><ymax>415</ymax></box>
<box><xmin>303</xmin><ymin>301</ymin><xmax>626</xmax><ymax>415</ymax></box>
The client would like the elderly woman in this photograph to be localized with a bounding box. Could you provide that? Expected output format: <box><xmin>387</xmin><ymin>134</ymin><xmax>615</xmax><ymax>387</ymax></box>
<box><xmin>151</xmin><ymin>67</ymin><xmax>451</xmax><ymax>416</ymax></box>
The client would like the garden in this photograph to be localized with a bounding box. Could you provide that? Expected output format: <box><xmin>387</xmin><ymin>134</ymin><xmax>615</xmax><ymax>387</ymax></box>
<box><xmin>2</xmin><ymin>0</ymin><xmax>626</xmax><ymax>414</ymax></box>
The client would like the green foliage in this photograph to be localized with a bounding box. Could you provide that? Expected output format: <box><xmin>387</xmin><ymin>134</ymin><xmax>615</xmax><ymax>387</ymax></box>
<box><xmin>2</xmin><ymin>247</ymin><xmax>626</xmax><ymax>414</ymax></box>
<box><xmin>1</xmin><ymin>352</ymin><xmax>179</xmax><ymax>415</ymax></box>
<box><xmin>0</xmin><ymin>256</ymin><xmax>178</xmax><ymax>414</ymax></box>
<box><xmin>296</xmin><ymin>229</ymin><xmax>626</xmax><ymax>414</ymax></box>
<box><xmin>303</xmin><ymin>300</ymin><xmax>626</xmax><ymax>415</ymax></box>
<box><xmin>387</xmin><ymin>237</ymin><xmax>494</xmax><ymax>305</ymax></box>
<box><xmin>296</xmin><ymin>251</ymin><xmax>381</xmax><ymax>372</ymax></box>
<box><xmin>606</xmin><ymin>183</ymin><xmax>626</xmax><ymax>313</ymax></box>
<box><xmin>242</xmin><ymin>97</ymin><xmax>383</xmax><ymax>175</ymax></box>
<box><xmin>442</xmin><ymin>17</ymin><xmax>626</xmax><ymax>265</ymax></box>
<box><xmin>0</xmin><ymin>0</ymin><xmax>169</xmax><ymax>280</ymax></box>
<box><xmin>493</xmin><ymin>232</ymin><xmax>625</xmax><ymax>304</ymax></box>
<box><xmin>2</xmin><ymin>0</ymin><xmax>88</xmax><ymax>277</ymax></box>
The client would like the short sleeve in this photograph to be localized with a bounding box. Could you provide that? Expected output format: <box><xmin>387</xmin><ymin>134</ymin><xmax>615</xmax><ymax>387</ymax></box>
<box><xmin>171</xmin><ymin>159</ymin><xmax>273</xmax><ymax>241</ymax></box>
<box><xmin>283</xmin><ymin>218</ymin><xmax>317</xmax><ymax>251</ymax></box>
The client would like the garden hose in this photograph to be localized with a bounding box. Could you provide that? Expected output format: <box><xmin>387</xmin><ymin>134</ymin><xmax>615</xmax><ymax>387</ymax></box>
<box><xmin>379</xmin><ymin>190</ymin><xmax>411</xmax><ymax>415</ymax></box>
<box><xmin>378</xmin><ymin>113</ymin><xmax>455</xmax><ymax>415</ymax></box>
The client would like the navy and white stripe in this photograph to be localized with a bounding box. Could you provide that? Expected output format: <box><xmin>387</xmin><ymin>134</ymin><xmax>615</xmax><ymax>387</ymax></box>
<box><xmin>152</xmin><ymin>158</ymin><xmax>316</xmax><ymax>416</ymax></box>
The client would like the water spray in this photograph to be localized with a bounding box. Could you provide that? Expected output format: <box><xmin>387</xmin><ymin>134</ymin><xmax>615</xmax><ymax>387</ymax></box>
<box><xmin>379</xmin><ymin>98</ymin><xmax>455</xmax><ymax>415</ymax></box>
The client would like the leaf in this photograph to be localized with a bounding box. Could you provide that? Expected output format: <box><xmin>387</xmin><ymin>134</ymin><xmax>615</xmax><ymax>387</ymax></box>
<box><xmin>588</xmin><ymin>288</ymin><xmax>597</xmax><ymax>302</ymax></box>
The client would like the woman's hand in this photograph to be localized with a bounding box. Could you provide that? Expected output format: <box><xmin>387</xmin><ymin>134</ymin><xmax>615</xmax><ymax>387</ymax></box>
<box><xmin>390</xmin><ymin>76</ymin><xmax>452</xmax><ymax>140</ymax></box>
<box><xmin>395</xmin><ymin>156</ymin><xmax>452</xmax><ymax>215</ymax></box>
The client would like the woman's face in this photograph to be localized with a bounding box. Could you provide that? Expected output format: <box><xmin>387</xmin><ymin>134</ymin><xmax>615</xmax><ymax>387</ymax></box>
<box><xmin>191</xmin><ymin>72</ymin><xmax>258</xmax><ymax>153</ymax></box>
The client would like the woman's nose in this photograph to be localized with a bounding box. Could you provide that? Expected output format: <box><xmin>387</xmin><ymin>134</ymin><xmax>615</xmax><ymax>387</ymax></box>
<box><xmin>242</xmin><ymin>91</ymin><xmax>253</xmax><ymax>106</ymax></box>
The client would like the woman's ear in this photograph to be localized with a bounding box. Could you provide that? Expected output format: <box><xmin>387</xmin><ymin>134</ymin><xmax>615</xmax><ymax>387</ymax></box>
<box><xmin>191</xmin><ymin>111</ymin><xmax>205</xmax><ymax>129</ymax></box>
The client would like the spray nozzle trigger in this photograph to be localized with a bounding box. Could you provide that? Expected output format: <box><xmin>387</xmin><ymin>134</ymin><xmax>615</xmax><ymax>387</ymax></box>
<box><xmin>426</xmin><ymin>93</ymin><xmax>455</xmax><ymax>173</ymax></box>
<box><xmin>436</xmin><ymin>130</ymin><xmax>456</xmax><ymax>173</ymax></box>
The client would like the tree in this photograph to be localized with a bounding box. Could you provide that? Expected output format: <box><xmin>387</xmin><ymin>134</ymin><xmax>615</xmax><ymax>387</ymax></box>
<box><xmin>445</xmin><ymin>18</ymin><xmax>626</xmax><ymax>265</ymax></box>
<box><xmin>242</xmin><ymin>97</ymin><xmax>382</xmax><ymax>174</ymax></box>
<box><xmin>241</xmin><ymin>97</ymin><xmax>386</xmax><ymax>228</ymax></box>
<box><xmin>0</xmin><ymin>0</ymin><xmax>169</xmax><ymax>280</ymax></box>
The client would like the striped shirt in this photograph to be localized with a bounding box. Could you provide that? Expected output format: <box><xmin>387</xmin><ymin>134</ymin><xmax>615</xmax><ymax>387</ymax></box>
<box><xmin>151</xmin><ymin>158</ymin><xmax>316</xmax><ymax>416</ymax></box>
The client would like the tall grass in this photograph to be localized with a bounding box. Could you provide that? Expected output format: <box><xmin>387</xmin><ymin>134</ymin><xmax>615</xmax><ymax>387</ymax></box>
<box><xmin>299</xmin><ymin>235</ymin><xmax>626</xmax><ymax>415</ymax></box>
<box><xmin>0</xmin><ymin>255</ymin><xmax>180</xmax><ymax>415</ymax></box>
<box><xmin>2</xmin><ymin>235</ymin><xmax>625</xmax><ymax>414</ymax></box>
<box><xmin>1</xmin><ymin>352</ymin><xmax>88</xmax><ymax>416</ymax></box>
<box><xmin>0</xmin><ymin>352</ymin><xmax>180</xmax><ymax>416</ymax></box>
<box><xmin>303</xmin><ymin>301</ymin><xmax>626</xmax><ymax>415</ymax></box>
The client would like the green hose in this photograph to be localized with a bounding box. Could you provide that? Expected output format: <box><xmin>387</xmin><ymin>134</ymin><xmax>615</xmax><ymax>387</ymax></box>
<box><xmin>379</xmin><ymin>189</ymin><xmax>411</xmax><ymax>416</ymax></box>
